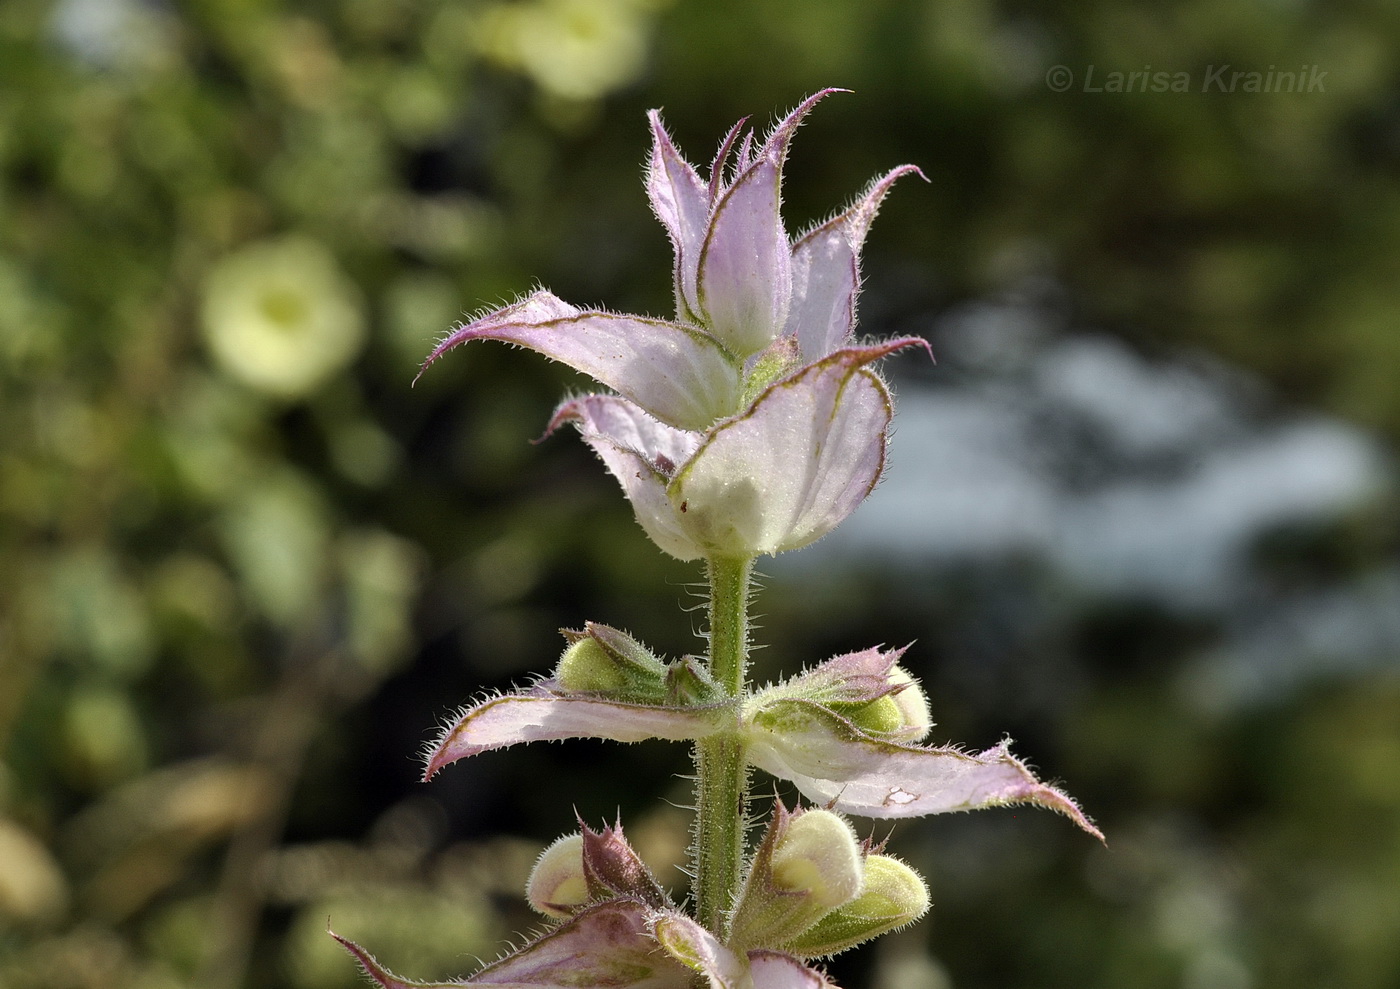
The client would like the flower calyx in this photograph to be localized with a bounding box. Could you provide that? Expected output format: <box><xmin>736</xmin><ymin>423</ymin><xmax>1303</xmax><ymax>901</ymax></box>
<box><xmin>727</xmin><ymin>803</ymin><xmax>864</xmax><ymax>952</ymax></box>
<box><xmin>526</xmin><ymin>818</ymin><xmax>673</xmax><ymax>919</ymax></box>
<box><xmin>783</xmin><ymin>852</ymin><xmax>930</xmax><ymax>959</ymax></box>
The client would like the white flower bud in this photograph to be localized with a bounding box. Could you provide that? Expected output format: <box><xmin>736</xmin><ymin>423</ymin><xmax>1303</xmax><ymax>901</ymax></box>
<box><xmin>525</xmin><ymin>833</ymin><xmax>589</xmax><ymax>918</ymax></box>
<box><xmin>769</xmin><ymin>809</ymin><xmax>863</xmax><ymax>908</ymax></box>
<box><xmin>784</xmin><ymin>854</ymin><xmax>930</xmax><ymax>958</ymax></box>
<box><xmin>729</xmin><ymin>806</ymin><xmax>865</xmax><ymax>952</ymax></box>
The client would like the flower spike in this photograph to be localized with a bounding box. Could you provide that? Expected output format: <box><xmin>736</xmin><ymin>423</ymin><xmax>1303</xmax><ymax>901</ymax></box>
<box><xmin>366</xmin><ymin>91</ymin><xmax>1096</xmax><ymax>989</ymax></box>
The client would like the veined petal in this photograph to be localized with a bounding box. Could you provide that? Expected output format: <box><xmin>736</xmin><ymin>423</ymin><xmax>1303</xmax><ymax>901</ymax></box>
<box><xmin>423</xmin><ymin>290</ymin><xmax>741</xmax><ymax>431</ymax></box>
<box><xmin>668</xmin><ymin>340</ymin><xmax>927</xmax><ymax>558</ymax></box>
<box><xmin>744</xmin><ymin>699</ymin><xmax>1104</xmax><ymax>840</ymax></box>
<box><xmin>648</xmin><ymin>111</ymin><xmax>711</xmax><ymax>323</ymax></box>
<box><xmin>549</xmin><ymin>396</ymin><xmax>705</xmax><ymax>561</ymax></box>
<box><xmin>786</xmin><ymin>166</ymin><xmax>926</xmax><ymax>362</ymax></box>
<box><xmin>696</xmin><ymin>153</ymin><xmax>789</xmax><ymax>358</ymax></box>
<box><xmin>425</xmin><ymin>686</ymin><xmax>723</xmax><ymax>780</ymax></box>
<box><xmin>693</xmin><ymin>91</ymin><xmax>841</xmax><ymax>358</ymax></box>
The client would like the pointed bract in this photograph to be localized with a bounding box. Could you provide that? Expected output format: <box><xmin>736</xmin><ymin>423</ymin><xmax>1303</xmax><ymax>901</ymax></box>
<box><xmin>744</xmin><ymin>698</ymin><xmax>1104</xmax><ymax>839</ymax></box>
<box><xmin>549</xmin><ymin>395</ymin><xmax>705</xmax><ymax>560</ymax></box>
<box><xmin>425</xmin><ymin>290</ymin><xmax>741</xmax><ymax>431</ymax></box>
<box><xmin>472</xmin><ymin>899</ymin><xmax>687</xmax><ymax>988</ymax></box>
<box><xmin>648</xmin><ymin>112</ymin><xmax>711</xmax><ymax>323</ymax></box>
<box><xmin>697</xmin><ymin>154</ymin><xmax>790</xmax><ymax>358</ymax></box>
<box><xmin>786</xmin><ymin>166</ymin><xmax>926</xmax><ymax>362</ymax></box>
<box><xmin>425</xmin><ymin>686</ymin><xmax>723</xmax><ymax>780</ymax></box>
<box><xmin>332</xmin><ymin>933</ymin><xmax>469</xmax><ymax>988</ymax></box>
<box><xmin>709</xmin><ymin>116</ymin><xmax>750</xmax><ymax>203</ymax></box>
<box><xmin>773</xmin><ymin>646</ymin><xmax>909</xmax><ymax>706</ymax></box>
<box><xmin>580</xmin><ymin>819</ymin><xmax>673</xmax><ymax>910</ymax></box>
<box><xmin>691</xmin><ymin>90</ymin><xmax>840</xmax><ymax>359</ymax></box>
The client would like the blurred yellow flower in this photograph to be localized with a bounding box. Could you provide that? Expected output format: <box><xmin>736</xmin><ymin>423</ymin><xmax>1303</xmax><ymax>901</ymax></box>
<box><xmin>479</xmin><ymin>0</ymin><xmax>663</xmax><ymax>101</ymax></box>
<box><xmin>201</xmin><ymin>236</ymin><xmax>365</xmax><ymax>399</ymax></box>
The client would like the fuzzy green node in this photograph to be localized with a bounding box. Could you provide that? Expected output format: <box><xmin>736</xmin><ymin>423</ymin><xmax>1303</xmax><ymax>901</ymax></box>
<box><xmin>887</xmin><ymin>668</ymin><xmax>932</xmax><ymax>737</ymax></box>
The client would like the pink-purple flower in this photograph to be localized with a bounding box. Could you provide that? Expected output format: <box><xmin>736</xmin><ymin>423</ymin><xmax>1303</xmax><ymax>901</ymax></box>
<box><xmin>421</xmin><ymin>90</ymin><xmax>929</xmax><ymax>560</ymax></box>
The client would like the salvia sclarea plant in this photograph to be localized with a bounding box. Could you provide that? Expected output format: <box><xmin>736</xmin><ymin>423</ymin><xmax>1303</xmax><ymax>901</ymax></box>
<box><xmin>334</xmin><ymin>90</ymin><xmax>1102</xmax><ymax>989</ymax></box>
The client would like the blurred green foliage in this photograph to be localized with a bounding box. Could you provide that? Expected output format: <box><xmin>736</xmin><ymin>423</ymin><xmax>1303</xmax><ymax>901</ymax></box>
<box><xmin>2</xmin><ymin>0</ymin><xmax>1398</xmax><ymax>987</ymax></box>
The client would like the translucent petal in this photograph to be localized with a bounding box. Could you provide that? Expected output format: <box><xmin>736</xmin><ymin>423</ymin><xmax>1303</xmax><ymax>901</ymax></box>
<box><xmin>648</xmin><ymin>111</ymin><xmax>711</xmax><ymax>323</ymax></box>
<box><xmin>748</xmin><ymin>952</ymin><xmax>837</xmax><ymax>989</ymax></box>
<box><xmin>425</xmin><ymin>687</ymin><xmax>722</xmax><ymax>780</ymax></box>
<box><xmin>549</xmin><ymin>395</ymin><xmax>704</xmax><ymax>561</ymax></box>
<box><xmin>670</xmin><ymin>341</ymin><xmax>927</xmax><ymax>557</ymax></box>
<box><xmin>423</xmin><ymin>290</ymin><xmax>741</xmax><ymax>431</ymax></box>
<box><xmin>786</xmin><ymin>166</ymin><xmax>925</xmax><ymax>362</ymax></box>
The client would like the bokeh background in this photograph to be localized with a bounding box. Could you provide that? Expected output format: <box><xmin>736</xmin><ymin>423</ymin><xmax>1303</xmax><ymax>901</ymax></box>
<box><xmin>3</xmin><ymin>0</ymin><xmax>1399</xmax><ymax>987</ymax></box>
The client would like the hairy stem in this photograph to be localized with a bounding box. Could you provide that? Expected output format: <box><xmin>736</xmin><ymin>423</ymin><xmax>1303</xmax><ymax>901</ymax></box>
<box><xmin>693</xmin><ymin>556</ymin><xmax>754</xmax><ymax>936</ymax></box>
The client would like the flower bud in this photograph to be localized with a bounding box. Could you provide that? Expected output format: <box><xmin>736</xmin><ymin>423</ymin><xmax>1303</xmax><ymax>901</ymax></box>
<box><xmin>770</xmin><ymin>809</ymin><xmax>863</xmax><ymax>908</ymax></box>
<box><xmin>525</xmin><ymin>833</ymin><xmax>589</xmax><ymax>918</ymax></box>
<box><xmin>836</xmin><ymin>667</ymin><xmax>931</xmax><ymax>742</ymax></box>
<box><xmin>555</xmin><ymin>639</ymin><xmax>627</xmax><ymax>693</ymax></box>
<box><xmin>553</xmin><ymin>624</ymin><xmax>668</xmax><ymax>700</ymax></box>
<box><xmin>729</xmin><ymin>806</ymin><xmax>864</xmax><ymax>952</ymax></box>
<box><xmin>783</xmin><ymin>854</ymin><xmax>929</xmax><ymax>958</ymax></box>
<box><xmin>665</xmin><ymin>655</ymin><xmax>720</xmax><ymax>706</ymax></box>
<box><xmin>886</xmin><ymin>667</ymin><xmax>933</xmax><ymax>741</ymax></box>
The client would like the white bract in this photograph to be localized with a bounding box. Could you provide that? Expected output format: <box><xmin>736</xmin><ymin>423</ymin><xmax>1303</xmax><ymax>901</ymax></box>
<box><xmin>421</xmin><ymin>90</ymin><xmax>928</xmax><ymax>560</ymax></box>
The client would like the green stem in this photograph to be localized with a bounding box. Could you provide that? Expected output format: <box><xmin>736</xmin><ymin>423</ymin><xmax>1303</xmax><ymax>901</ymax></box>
<box><xmin>693</xmin><ymin>556</ymin><xmax>754</xmax><ymax>936</ymax></box>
